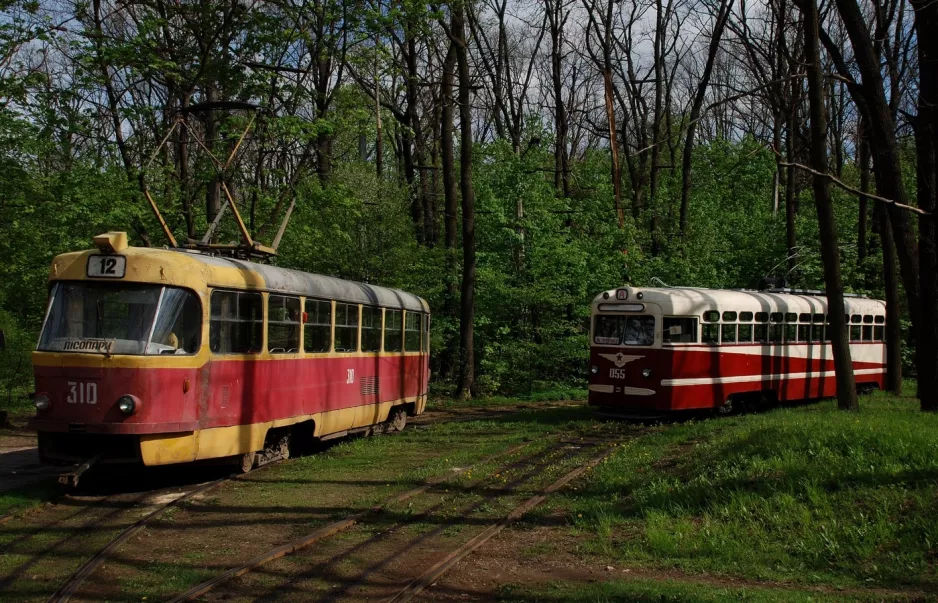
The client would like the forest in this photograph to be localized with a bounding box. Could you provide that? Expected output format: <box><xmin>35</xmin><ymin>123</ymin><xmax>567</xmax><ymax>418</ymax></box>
<box><xmin>0</xmin><ymin>0</ymin><xmax>935</xmax><ymax>406</ymax></box>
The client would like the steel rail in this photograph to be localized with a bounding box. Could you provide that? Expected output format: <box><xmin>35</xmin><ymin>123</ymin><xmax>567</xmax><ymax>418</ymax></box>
<box><xmin>166</xmin><ymin>440</ymin><xmax>536</xmax><ymax>603</ymax></box>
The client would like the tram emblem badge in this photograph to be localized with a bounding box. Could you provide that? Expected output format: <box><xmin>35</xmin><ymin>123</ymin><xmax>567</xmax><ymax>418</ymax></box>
<box><xmin>598</xmin><ymin>353</ymin><xmax>643</xmax><ymax>368</ymax></box>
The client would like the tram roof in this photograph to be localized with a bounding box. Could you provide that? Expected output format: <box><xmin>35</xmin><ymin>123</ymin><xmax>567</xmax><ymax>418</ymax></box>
<box><xmin>50</xmin><ymin>245</ymin><xmax>429</xmax><ymax>313</ymax></box>
<box><xmin>591</xmin><ymin>286</ymin><xmax>885</xmax><ymax>316</ymax></box>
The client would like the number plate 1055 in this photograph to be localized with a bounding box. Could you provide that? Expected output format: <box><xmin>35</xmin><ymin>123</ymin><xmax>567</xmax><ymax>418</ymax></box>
<box><xmin>87</xmin><ymin>255</ymin><xmax>126</xmax><ymax>278</ymax></box>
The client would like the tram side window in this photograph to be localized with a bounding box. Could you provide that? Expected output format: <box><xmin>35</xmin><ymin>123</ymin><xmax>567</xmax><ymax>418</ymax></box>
<box><xmin>862</xmin><ymin>325</ymin><xmax>873</xmax><ymax>341</ymax></box>
<box><xmin>798</xmin><ymin>324</ymin><xmax>811</xmax><ymax>342</ymax></box>
<box><xmin>422</xmin><ymin>314</ymin><xmax>430</xmax><ymax>352</ymax></box>
<box><xmin>702</xmin><ymin>323</ymin><xmax>719</xmax><ymax>344</ymax></box>
<box><xmin>850</xmin><ymin>324</ymin><xmax>862</xmax><ymax>341</ymax></box>
<box><xmin>768</xmin><ymin>324</ymin><xmax>783</xmax><ymax>343</ymax></box>
<box><xmin>663</xmin><ymin>317</ymin><xmax>698</xmax><ymax>343</ymax></box>
<box><xmin>150</xmin><ymin>287</ymin><xmax>202</xmax><ymax>354</ymax></box>
<box><xmin>385</xmin><ymin>309</ymin><xmax>403</xmax><ymax>352</ymax></box>
<box><xmin>210</xmin><ymin>291</ymin><xmax>263</xmax><ymax>354</ymax></box>
<box><xmin>721</xmin><ymin>324</ymin><xmax>737</xmax><ymax>343</ymax></box>
<box><xmin>304</xmin><ymin>299</ymin><xmax>332</xmax><ymax>353</ymax></box>
<box><xmin>784</xmin><ymin>323</ymin><xmax>797</xmax><ymax>342</ymax></box>
<box><xmin>739</xmin><ymin>311</ymin><xmax>754</xmax><ymax>322</ymax></box>
<box><xmin>874</xmin><ymin>325</ymin><xmax>885</xmax><ymax>341</ymax></box>
<box><xmin>810</xmin><ymin>323</ymin><xmax>824</xmax><ymax>342</ymax></box>
<box><xmin>361</xmin><ymin>306</ymin><xmax>382</xmax><ymax>352</ymax></box>
<box><xmin>268</xmin><ymin>296</ymin><xmax>300</xmax><ymax>354</ymax></box>
<box><xmin>405</xmin><ymin>312</ymin><xmax>421</xmax><ymax>352</ymax></box>
<box><xmin>754</xmin><ymin>324</ymin><xmax>768</xmax><ymax>343</ymax></box>
<box><xmin>335</xmin><ymin>303</ymin><xmax>359</xmax><ymax>352</ymax></box>
<box><xmin>738</xmin><ymin>323</ymin><xmax>753</xmax><ymax>342</ymax></box>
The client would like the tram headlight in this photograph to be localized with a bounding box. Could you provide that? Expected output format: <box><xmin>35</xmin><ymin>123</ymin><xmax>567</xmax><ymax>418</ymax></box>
<box><xmin>591</xmin><ymin>365</ymin><xmax>599</xmax><ymax>375</ymax></box>
<box><xmin>35</xmin><ymin>393</ymin><xmax>51</xmax><ymax>411</ymax></box>
<box><xmin>642</xmin><ymin>368</ymin><xmax>652</xmax><ymax>378</ymax></box>
<box><xmin>117</xmin><ymin>395</ymin><xmax>136</xmax><ymax>415</ymax></box>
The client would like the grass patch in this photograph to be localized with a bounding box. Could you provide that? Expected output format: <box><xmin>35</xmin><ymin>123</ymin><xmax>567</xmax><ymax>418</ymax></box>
<box><xmin>429</xmin><ymin>387</ymin><xmax>587</xmax><ymax>410</ymax></box>
<box><xmin>497</xmin><ymin>578</ymin><xmax>880</xmax><ymax>602</ymax></box>
<box><xmin>561</xmin><ymin>390</ymin><xmax>938</xmax><ymax>591</ymax></box>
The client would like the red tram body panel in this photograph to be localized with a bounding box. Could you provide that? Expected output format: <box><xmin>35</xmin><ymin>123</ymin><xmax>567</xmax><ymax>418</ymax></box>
<box><xmin>30</xmin><ymin>234</ymin><xmax>430</xmax><ymax>466</ymax></box>
<box><xmin>588</xmin><ymin>287</ymin><xmax>886</xmax><ymax>415</ymax></box>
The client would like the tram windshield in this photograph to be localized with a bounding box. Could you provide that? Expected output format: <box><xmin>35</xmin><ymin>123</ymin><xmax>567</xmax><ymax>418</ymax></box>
<box><xmin>593</xmin><ymin>314</ymin><xmax>655</xmax><ymax>346</ymax></box>
<box><xmin>38</xmin><ymin>282</ymin><xmax>202</xmax><ymax>355</ymax></box>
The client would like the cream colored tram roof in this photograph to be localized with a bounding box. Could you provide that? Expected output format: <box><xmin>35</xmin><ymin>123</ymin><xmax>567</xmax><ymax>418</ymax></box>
<box><xmin>592</xmin><ymin>286</ymin><xmax>886</xmax><ymax>317</ymax></box>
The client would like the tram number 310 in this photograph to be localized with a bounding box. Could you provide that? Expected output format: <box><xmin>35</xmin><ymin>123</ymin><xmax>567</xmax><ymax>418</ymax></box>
<box><xmin>67</xmin><ymin>381</ymin><xmax>98</xmax><ymax>405</ymax></box>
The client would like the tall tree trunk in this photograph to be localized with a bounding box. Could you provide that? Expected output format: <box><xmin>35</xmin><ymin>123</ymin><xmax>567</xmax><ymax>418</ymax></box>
<box><xmin>679</xmin><ymin>0</ymin><xmax>730</xmax><ymax>235</ymax></box>
<box><xmin>602</xmin><ymin>68</ymin><xmax>624</xmax><ymax>228</ymax></box>
<box><xmin>547</xmin><ymin>0</ymin><xmax>570</xmax><ymax>198</ymax></box>
<box><xmin>785</xmin><ymin>108</ymin><xmax>798</xmax><ymax>278</ymax></box>
<box><xmin>440</xmin><ymin>40</ymin><xmax>458</xmax><ymax>381</ymax></box>
<box><xmin>879</xmin><ymin>204</ymin><xmax>902</xmax><ymax>393</ymax></box>
<box><xmin>910</xmin><ymin>0</ymin><xmax>938</xmax><ymax>410</ymax></box>
<box><xmin>802</xmin><ymin>0</ymin><xmax>857</xmax><ymax>410</ymax></box>
<box><xmin>857</xmin><ymin>121</ymin><xmax>870</xmax><ymax>265</ymax></box>
<box><xmin>453</xmin><ymin>3</ymin><xmax>476</xmax><ymax>399</ymax></box>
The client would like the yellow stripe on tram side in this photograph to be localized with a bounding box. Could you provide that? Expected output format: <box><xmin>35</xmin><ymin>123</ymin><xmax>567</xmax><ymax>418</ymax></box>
<box><xmin>138</xmin><ymin>397</ymin><xmax>424</xmax><ymax>466</ymax></box>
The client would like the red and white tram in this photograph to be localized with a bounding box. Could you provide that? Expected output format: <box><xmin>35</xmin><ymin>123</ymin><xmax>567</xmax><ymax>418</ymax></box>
<box><xmin>588</xmin><ymin>286</ymin><xmax>886</xmax><ymax>415</ymax></box>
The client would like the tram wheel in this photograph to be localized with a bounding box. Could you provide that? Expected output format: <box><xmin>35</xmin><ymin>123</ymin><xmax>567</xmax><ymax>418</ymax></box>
<box><xmin>239</xmin><ymin>451</ymin><xmax>256</xmax><ymax>473</ymax></box>
<box><xmin>388</xmin><ymin>407</ymin><xmax>407</xmax><ymax>433</ymax></box>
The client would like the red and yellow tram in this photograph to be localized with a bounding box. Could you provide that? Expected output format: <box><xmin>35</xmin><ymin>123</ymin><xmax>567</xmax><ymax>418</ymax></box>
<box><xmin>588</xmin><ymin>286</ymin><xmax>886</xmax><ymax>415</ymax></box>
<box><xmin>30</xmin><ymin>232</ymin><xmax>430</xmax><ymax>469</ymax></box>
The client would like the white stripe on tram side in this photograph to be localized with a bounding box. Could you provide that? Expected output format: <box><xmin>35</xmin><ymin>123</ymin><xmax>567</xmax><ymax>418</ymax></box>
<box><xmin>660</xmin><ymin>343</ymin><xmax>885</xmax><ymax>364</ymax></box>
<box><xmin>660</xmin><ymin>368</ymin><xmax>886</xmax><ymax>388</ymax></box>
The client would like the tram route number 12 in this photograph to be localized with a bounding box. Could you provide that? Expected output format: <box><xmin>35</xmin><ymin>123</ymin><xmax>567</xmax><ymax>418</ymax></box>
<box><xmin>67</xmin><ymin>381</ymin><xmax>98</xmax><ymax>405</ymax></box>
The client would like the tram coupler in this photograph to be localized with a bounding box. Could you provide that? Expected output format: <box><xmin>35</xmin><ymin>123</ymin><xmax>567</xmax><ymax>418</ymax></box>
<box><xmin>59</xmin><ymin>455</ymin><xmax>99</xmax><ymax>487</ymax></box>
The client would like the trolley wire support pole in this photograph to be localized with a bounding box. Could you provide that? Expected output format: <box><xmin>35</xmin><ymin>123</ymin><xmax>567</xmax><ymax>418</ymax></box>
<box><xmin>57</xmin><ymin>456</ymin><xmax>98</xmax><ymax>488</ymax></box>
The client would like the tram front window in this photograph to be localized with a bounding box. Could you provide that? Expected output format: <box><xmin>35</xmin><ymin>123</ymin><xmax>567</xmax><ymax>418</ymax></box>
<box><xmin>593</xmin><ymin>314</ymin><xmax>655</xmax><ymax>346</ymax></box>
<box><xmin>39</xmin><ymin>282</ymin><xmax>201</xmax><ymax>355</ymax></box>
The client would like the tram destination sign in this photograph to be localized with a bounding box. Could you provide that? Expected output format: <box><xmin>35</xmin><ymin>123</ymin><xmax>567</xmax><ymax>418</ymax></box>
<box><xmin>87</xmin><ymin>255</ymin><xmax>126</xmax><ymax>278</ymax></box>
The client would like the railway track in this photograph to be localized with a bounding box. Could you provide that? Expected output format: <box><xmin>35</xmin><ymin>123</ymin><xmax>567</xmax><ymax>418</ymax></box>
<box><xmin>169</xmin><ymin>430</ymin><xmax>630</xmax><ymax>603</ymax></box>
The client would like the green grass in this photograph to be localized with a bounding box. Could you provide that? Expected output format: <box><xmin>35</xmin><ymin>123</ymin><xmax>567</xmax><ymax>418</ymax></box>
<box><xmin>429</xmin><ymin>387</ymin><xmax>587</xmax><ymax>410</ymax></box>
<box><xmin>497</xmin><ymin>578</ymin><xmax>887</xmax><ymax>602</ymax></box>
<box><xmin>559</xmin><ymin>389</ymin><xmax>938</xmax><ymax>592</ymax></box>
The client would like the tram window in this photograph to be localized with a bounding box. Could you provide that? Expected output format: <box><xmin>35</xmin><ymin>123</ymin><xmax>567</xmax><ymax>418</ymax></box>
<box><xmin>335</xmin><ymin>303</ymin><xmax>359</xmax><ymax>352</ymax></box>
<box><xmin>874</xmin><ymin>326</ymin><xmax>885</xmax><ymax>341</ymax></box>
<box><xmin>813</xmin><ymin>313</ymin><xmax>824</xmax><ymax>323</ymax></box>
<box><xmin>361</xmin><ymin>306</ymin><xmax>382</xmax><ymax>352</ymax></box>
<box><xmin>740</xmin><ymin>311</ymin><xmax>753</xmax><ymax>322</ymax></box>
<box><xmin>862</xmin><ymin>325</ymin><xmax>873</xmax><ymax>341</ymax></box>
<box><xmin>811</xmin><ymin>324</ymin><xmax>824</xmax><ymax>342</ymax></box>
<box><xmin>755</xmin><ymin>312</ymin><xmax>768</xmax><ymax>323</ymax></box>
<box><xmin>703</xmin><ymin>310</ymin><xmax>719</xmax><ymax>323</ymax></box>
<box><xmin>863</xmin><ymin>315</ymin><xmax>874</xmax><ymax>324</ymax></box>
<box><xmin>798</xmin><ymin>325</ymin><xmax>810</xmax><ymax>342</ymax></box>
<box><xmin>663</xmin><ymin>317</ymin><xmax>698</xmax><ymax>343</ymax></box>
<box><xmin>405</xmin><ymin>312</ymin><xmax>421</xmax><ymax>352</ymax></box>
<box><xmin>738</xmin><ymin>324</ymin><xmax>753</xmax><ymax>342</ymax></box>
<box><xmin>210</xmin><ymin>291</ymin><xmax>263</xmax><ymax>354</ymax></box>
<box><xmin>754</xmin><ymin>324</ymin><xmax>768</xmax><ymax>343</ymax></box>
<box><xmin>824</xmin><ymin>323</ymin><xmax>832</xmax><ymax>341</ymax></box>
<box><xmin>874</xmin><ymin>315</ymin><xmax>885</xmax><ymax>324</ymax></box>
<box><xmin>150</xmin><ymin>287</ymin><xmax>202</xmax><ymax>354</ymax></box>
<box><xmin>799</xmin><ymin>313</ymin><xmax>811</xmax><ymax>323</ymax></box>
<box><xmin>770</xmin><ymin>312</ymin><xmax>783</xmax><ymax>323</ymax></box>
<box><xmin>850</xmin><ymin>325</ymin><xmax>862</xmax><ymax>341</ymax></box>
<box><xmin>702</xmin><ymin>324</ymin><xmax>719</xmax><ymax>344</ymax></box>
<box><xmin>268</xmin><ymin>296</ymin><xmax>300</xmax><ymax>354</ymax></box>
<box><xmin>422</xmin><ymin>314</ymin><xmax>430</xmax><ymax>352</ymax></box>
<box><xmin>304</xmin><ymin>299</ymin><xmax>332</xmax><ymax>353</ymax></box>
<box><xmin>721</xmin><ymin>324</ymin><xmax>737</xmax><ymax>343</ymax></box>
<box><xmin>785</xmin><ymin>324</ymin><xmax>797</xmax><ymax>342</ymax></box>
<box><xmin>785</xmin><ymin>312</ymin><xmax>797</xmax><ymax>323</ymax></box>
<box><xmin>768</xmin><ymin>324</ymin><xmax>783</xmax><ymax>343</ymax></box>
<box><xmin>722</xmin><ymin>311</ymin><xmax>737</xmax><ymax>322</ymax></box>
<box><xmin>595</xmin><ymin>315</ymin><xmax>655</xmax><ymax>346</ymax></box>
<box><xmin>384</xmin><ymin>309</ymin><xmax>403</xmax><ymax>351</ymax></box>
<box><xmin>851</xmin><ymin>314</ymin><xmax>862</xmax><ymax>323</ymax></box>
